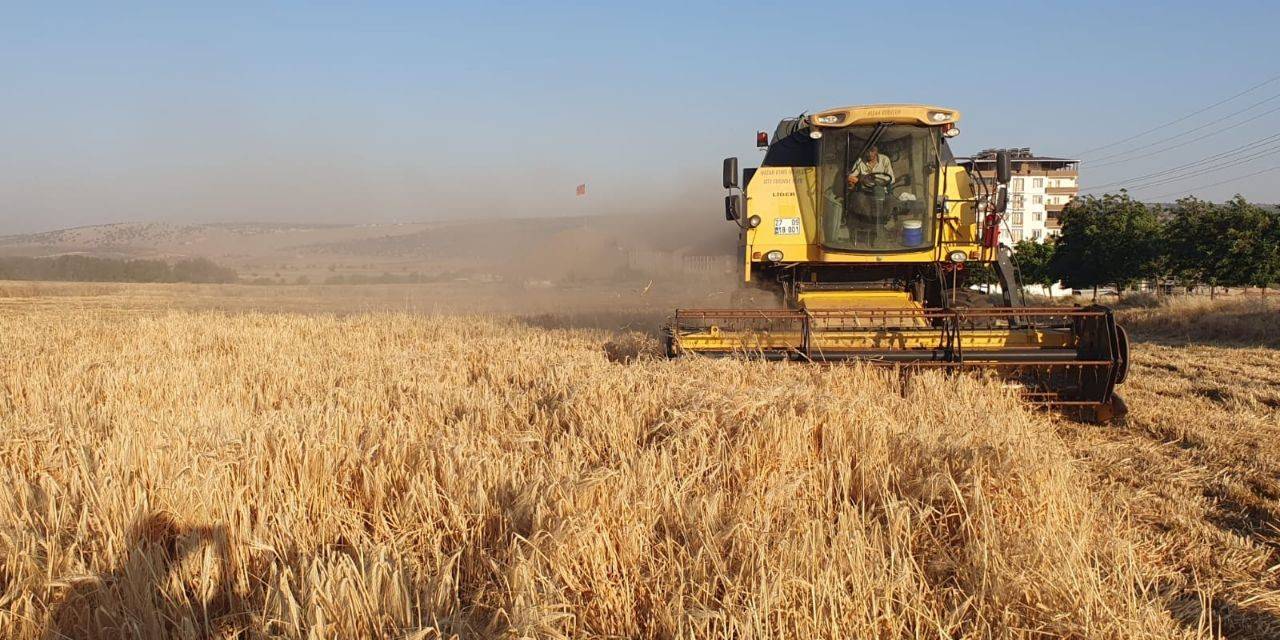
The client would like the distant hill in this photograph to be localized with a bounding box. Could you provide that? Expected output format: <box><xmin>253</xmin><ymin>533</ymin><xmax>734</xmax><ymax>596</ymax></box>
<box><xmin>0</xmin><ymin>213</ymin><xmax>734</xmax><ymax>282</ymax></box>
<box><xmin>0</xmin><ymin>221</ymin><xmax>430</xmax><ymax>261</ymax></box>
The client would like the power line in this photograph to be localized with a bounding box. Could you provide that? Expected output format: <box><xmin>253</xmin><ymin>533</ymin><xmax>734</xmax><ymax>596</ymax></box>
<box><xmin>1083</xmin><ymin>135</ymin><xmax>1280</xmax><ymax>193</ymax></box>
<box><xmin>1147</xmin><ymin>165</ymin><xmax>1280</xmax><ymax>201</ymax></box>
<box><xmin>1118</xmin><ymin>143</ymin><xmax>1280</xmax><ymax>192</ymax></box>
<box><xmin>1123</xmin><ymin>147</ymin><xmax>1280</xmax><ymax>192</ymax></box>
<box><xmin>1081</xmin><ymin>131</ymin><xmax>1280</xmax><ymax>192</ymax></box>
<box><xmin>1083</xmin><ymin>102</ymin><xmax>1280</xmax><ymax>169</ymax></box>
<box><xmin>1072</xmin><ymin>73</ymin><xmax>1280</xmax><ymax>158</ymax></box>
<box><xmin>1082</xmin><ymin>92</ymin><xmax>1280</xmax><ymax>165</ymax></box>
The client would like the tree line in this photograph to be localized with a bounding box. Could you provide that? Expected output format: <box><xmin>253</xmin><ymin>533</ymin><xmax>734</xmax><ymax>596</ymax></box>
<box><xmin>0</xmin><ymin>255</ymin><xmax>238</xmax><ymax>284</ymax></box>
<box><xmin>1010</xmin><ymin>194</ymin><xmax>1279</xmax><ymax>297</ymax></box>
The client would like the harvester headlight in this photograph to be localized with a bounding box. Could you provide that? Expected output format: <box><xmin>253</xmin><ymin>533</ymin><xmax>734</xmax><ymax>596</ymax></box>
<box><xmin>815</xmin><ymin>114</ymin><xmax>844</xmax><ymax>125</ymax></box>
<box><xmin>948</xmin><ymin>250</ymin><xmax>968</xmax><ymax>263</ymax></box>
<box><xmin>809</xmin><ymin>130</ymin><xmax>823</xmax><ymax>139</ymax></box>
<box><xmin>748</xmin><ymin>215</ymin><xmax>762</xmax><ymax>228</ymax></box>
<box><xmin>943</xmin><ymin>125</ymin><xmax>960</xmax><ymax>138</ymax></box>
<box><xmin>765</xmin><ymin>250</ymin><xmax>784</xmax><ymax>262</ymax></box>
<box><xmin>929</xmin><ymin>111</ymin><xmax>951</xmax><ymax>122</ymax></box>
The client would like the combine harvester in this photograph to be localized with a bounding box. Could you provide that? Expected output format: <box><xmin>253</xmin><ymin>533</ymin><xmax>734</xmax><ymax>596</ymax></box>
<box><xmin>665</xmin><ymin>104</ymin><xmax>1128</xmax><ymax>421</ymax></box>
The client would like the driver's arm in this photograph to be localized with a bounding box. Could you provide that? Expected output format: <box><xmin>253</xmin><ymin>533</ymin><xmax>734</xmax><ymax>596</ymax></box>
<box><xmin>847</xmin><ymin>159</ymin><xmax>865</xmax><ymax>186</ymax></box>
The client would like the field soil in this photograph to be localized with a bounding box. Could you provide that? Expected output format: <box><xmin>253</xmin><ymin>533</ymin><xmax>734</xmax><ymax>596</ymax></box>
<box><xmin>1</xmin><ymin>283</ymin><xmax>1277</xmax><ymax>639</ymax></box>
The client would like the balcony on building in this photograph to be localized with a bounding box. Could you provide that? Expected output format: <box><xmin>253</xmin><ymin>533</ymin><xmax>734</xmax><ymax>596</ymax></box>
<box><xmin>957</xmin><ymin>148</ymin><xmax>1079</xmax><ymax>179</ymax></box>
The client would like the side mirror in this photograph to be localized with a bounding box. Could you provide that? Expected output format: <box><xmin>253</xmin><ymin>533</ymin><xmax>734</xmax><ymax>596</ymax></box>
<box><xmin>724</xmin><ymin>194</ymin><xmax>743</xmax><ymax>221</ymax></box>
<box><xmin>723</xmin><ymin>157</ymin><xmax>739</xmax><ymax>189</ymax></box>
<box><xmin>996</xmin><ymin>150</ymin><xmax>1011</xmax><ymax>185</ymax></box>
<box><xmin>994</xmin><ymin>188</ymin><xmax>1008</xmax><ymax>214</ymax></box>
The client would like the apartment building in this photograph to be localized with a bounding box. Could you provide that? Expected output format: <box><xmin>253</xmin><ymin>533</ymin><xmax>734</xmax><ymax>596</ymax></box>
<box><xmin>959</xmin><ymin>148</ymin><xmax>1079</xmax><ymax>243</ymax></box>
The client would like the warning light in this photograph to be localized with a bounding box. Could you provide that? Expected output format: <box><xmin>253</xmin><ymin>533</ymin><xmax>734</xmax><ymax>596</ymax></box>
<box><xmin>756</xmin><ymin>131</ymin><xmax>769</xmax><ymax>148</ymax></box>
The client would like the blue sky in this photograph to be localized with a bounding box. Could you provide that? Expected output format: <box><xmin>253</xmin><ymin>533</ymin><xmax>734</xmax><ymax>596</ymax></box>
<box><xmin>3</xmin><ymin>1</ymin><xmax>1279</xmax><ymax>233</ymax></box>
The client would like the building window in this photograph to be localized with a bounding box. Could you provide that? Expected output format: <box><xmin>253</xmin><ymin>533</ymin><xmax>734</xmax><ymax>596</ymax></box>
<box><xmin>1012</xmin><ymin>212</ymin><xmax>1024</xmax><ymax>225</ymax></box>
<box><xmin>1011</xmin><ymin>230</ymin><xmax>1023</xmax><ymax>243</ymax></box>
<box><xmin>1033</xmin><ymin>212</ymin><xmax>1043</xmax><ymax>222</ymax></box>
<box><xmin>1032</xmin><ymin>178</ymin><xmax>1044</xmax><ymax>189</ymax></box>
<box><xmin>1031</xmin><ymin>229</ymin><xmax>1043</xmax><ymax>240</ymax></box>
<box><xmin>1012</xmin><ymin>178</ymin><xmax>1024</xmax><ymax>191</ymax></box>
<box><xmin>1012</xmin><ymin>194</ymin><xmax>1025</xmax><ymax>209</ymax></box>
<box><xmin>1032</xmin><ymin>195</ymin><xmax>1043</xmax><ymax>205</ymax></box>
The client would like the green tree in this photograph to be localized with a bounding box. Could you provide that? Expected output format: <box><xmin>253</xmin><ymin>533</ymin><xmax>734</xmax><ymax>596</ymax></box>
<box><xmin>1269</xmin><ymin>205</ymin><xmax>1280</xmax><ymax>295</ymax></box>
<box><xmin>0</xmin><ymin>255</ymin><xmax>237</xmax><ymax>284</ymax></box>
<box><xmin>1216</xmin><ymin>196</ymin><xmax>1280</xmax><ymax>293</ymax></box>
<box><xmin>963</xmin><ymin>262</ymin><xmax>997</xmax><ymax>289</ymax></box>
<box><xmin>1048</xmin><ymin>192</ymin><xmax>1161</xmax><ymax>299</ymax></box>
<box><xmin>1165</xmin><ymin>196</ymin><xmax>1280</xmax><ymax>296</ymax></box>
<box><xmin>1163</xmin><ymin>197</ymin><xmax>1218</xmax><ymax>293</ymax></box>
<box><xmin>1012</xmin><ymin>238</ymin><xmax>1057</xmax><ymax>298</ymax></box>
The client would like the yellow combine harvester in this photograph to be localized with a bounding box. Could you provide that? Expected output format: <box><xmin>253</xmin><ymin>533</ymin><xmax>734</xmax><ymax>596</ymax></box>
<box><xmin>664</xmin><ymin>104</ymin><xmax>1129</xmax><ymax>421</ymax></box>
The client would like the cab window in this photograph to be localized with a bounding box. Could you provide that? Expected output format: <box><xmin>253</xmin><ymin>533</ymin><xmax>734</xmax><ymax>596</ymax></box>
<box><xmin>818</xmin><ymin>125</ymin><xmax>938</xmax><ymax>251</ymax></box>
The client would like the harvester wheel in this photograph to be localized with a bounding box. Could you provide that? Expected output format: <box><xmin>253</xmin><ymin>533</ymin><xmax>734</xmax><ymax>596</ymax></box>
<box><xmin>1114</xmin><ymin>325</ymin><xmax>1130</xmax><ymax>385</ymax></box>
<box><xmin>944</xmin><ymin>288</ymin><xmax>996</xmax><ymax>309</ymax></box>
<box><xmin>945</xmin><ymin>289</ymin><xmax>998</xmax><ymax>327</ymax></box>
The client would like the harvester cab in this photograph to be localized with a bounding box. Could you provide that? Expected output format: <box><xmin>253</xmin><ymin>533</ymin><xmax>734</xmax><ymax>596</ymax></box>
<box><xmin>666</xmin><ymin>104</ymin><xmax>1129</xmax><ymax>422</ymax></box>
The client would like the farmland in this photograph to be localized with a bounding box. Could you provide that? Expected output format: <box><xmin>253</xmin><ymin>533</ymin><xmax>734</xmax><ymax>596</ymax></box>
<box><xmin>1</xmin><ymin>283</ymin><xmax>1277</xmax><ymax>639</ymax></box>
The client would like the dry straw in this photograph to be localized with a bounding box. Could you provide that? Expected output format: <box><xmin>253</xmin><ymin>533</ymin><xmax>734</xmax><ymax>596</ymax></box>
<box><xmin>0</xmin><ymin>297</ymin><xmax>1274</xmax><ymax>638</ymax></box>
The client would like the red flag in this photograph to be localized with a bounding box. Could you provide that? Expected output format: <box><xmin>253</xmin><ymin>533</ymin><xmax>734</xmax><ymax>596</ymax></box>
<box><xmin>576</xmin><ymin>184</ymin><xmax>586</xmax><ymax>196</ymax></box>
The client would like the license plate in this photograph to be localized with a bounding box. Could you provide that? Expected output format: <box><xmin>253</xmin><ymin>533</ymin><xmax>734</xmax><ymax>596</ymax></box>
<box><xmin>774</xmin><ymin>217</ymin><xmax>801</xmax><ymax>235</ymax></box>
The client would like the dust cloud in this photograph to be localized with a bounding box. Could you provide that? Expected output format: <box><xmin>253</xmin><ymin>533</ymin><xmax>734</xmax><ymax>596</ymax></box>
<box><xmin>484</xmin><ymin>192</ymin><xmax>744</xmax><ymax>330</ymax></box>
<box><xmin>0</xmin><ymin>174</ymin><xmax>749</xmax><ymax>330</ymax></box>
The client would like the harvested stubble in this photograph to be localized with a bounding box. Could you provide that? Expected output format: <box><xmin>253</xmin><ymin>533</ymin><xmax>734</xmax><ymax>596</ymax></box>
<box><xmin>1117</xmin><ymin>295</ymin><xmax>1280</xmax><ymax>348</ymax></box>
<box><xmin>0</xmin><ymin>307</ymin><xmax>1238</xmax><ymax>638</ymax></box>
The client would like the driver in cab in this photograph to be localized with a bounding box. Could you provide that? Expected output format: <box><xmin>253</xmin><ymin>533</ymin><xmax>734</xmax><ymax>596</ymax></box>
<box><xmin>843</xmin><ymin>145</ymin><xmax>895</xmax><ymax>240</ymax></box>
<box><xmin>846</xmin><ymin>145</ymin><xmax>894</xmax><ymax>189</ymax></box>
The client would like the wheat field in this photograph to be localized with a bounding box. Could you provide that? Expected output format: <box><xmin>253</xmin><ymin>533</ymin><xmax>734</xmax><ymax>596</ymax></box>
<box><xmin>0</xmin><ymin>285</ymin><xmax>1277</xmax><ymax>639</ymax></box>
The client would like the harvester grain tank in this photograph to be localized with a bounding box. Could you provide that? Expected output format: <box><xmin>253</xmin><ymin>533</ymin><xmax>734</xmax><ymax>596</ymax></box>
<box><xmin>664</xmin><ymin>104</ymin><xmax>1128</xmax><ymax>421</ymax></box>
